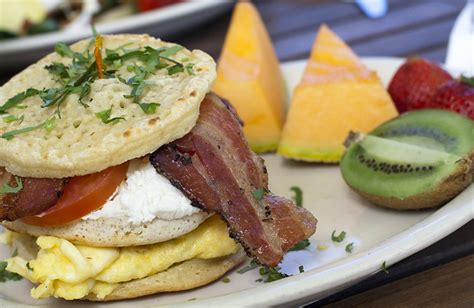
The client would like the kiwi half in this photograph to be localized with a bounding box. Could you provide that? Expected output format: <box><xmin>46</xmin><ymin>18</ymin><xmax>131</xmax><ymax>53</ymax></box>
<box><xmin>340</xmin><ymin>109</ymin><xmax>474</xmax><ymax>210</ymax></box>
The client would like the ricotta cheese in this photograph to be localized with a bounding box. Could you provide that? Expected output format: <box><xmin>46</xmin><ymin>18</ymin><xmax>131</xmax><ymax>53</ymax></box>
<box><xmin>83</xmin><ymin>159</ymin><xmax>201</xmax><ymax>224</ymax></box>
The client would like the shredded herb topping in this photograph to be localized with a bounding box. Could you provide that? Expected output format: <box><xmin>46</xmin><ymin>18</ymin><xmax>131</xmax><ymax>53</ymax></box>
<box><xmin>0</xmin><ymin>176</ymin><xmax>23</xmax><ymax>194</ymax></box>
<box><xmin>345</xmin><ymin>242</ymin><xmax>354</xmax><ymax>253</ymax></box>
<box><xmin>331</xmin><ymin>230</ymin><xmax>346</xmax><ymax>243</ymax></box>
<box><xmin>221</xmin><ymin>277</ymin><xmax>230</xmax><ymax>283</ymax></box>
<box><xmin>251</xmin><ymin>188</ymin><xmax>265</xmax><ymax>201</ymax></box>
<box><xmin>237</xmin><ymin>260</ymin><xmax>291</xmax><ymax>283</ymax></box>
<box><xmin>0</xmin><ymin>261</ymin><xmax>22</xmax><ymax>282</ymax></box>
<box><xmin>0</xmin><ymin>34</ymin><xmax>193</xmax><ymax>140</ymax></box>
<box><xmin>381</xmin><ymin>261</ymin><xmax>389</xmax><ymax>274</ymax></box>
<box><xmin>290</xmin><ymin>186</ymin><xmax>303</xmax><ymax>207</ymax></box>
<box><xmin>289</xmin><ymin>238</ymin><xmax>310</xmax><ymax>251</ymax></box>
<box><xmin>95</xmin><ymin>107</ymin><xmax>125</xmax><ymax>125</ymax></box>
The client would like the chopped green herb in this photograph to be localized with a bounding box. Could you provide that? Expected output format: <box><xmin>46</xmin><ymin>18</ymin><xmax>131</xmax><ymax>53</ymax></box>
<box><xmin>55</xmin><ymin>42</ymin><xmax>75</xmax><ymax>58</ymax></box>
<box><xmin>461</xmin><ymin>75</ymin><xmax>474</xmax><ymax>87</ymax></box>
<box><xmin>185</xmin><ymin>63</ymin><xmax>195</xmax><ymax>75</ymax></box>
<box><xmin>381</xmin><ymin>261</ymin><xmax>389</xmax><ymax>274</ymax></box>
<box><xmin>221</xmin><ymin>277</ymin><xmax>230</xmax><ymax>283</ymax></box>
<box><xmin>2</xmin><ymin>115</ymin><xmax>23</xmax><ymax>124</ymax></box>
<box><xmin>252</xmin><ymin>188</ymin><xmax>265</xmax><ymax>201</ymax></box>
<box><xmin>11</xmin><ymin>248</ymin><xmax>18</xmax><ymax>257</ymax></box>
<box><xmin>290</xmin><ymin>186</ymin><xmax>303</xmax><ymax>207</ymax></box>
<box><xmin>187</xmin><ymin>298</ymin><xmax>197</xmax><ymax>301</ymax></box>
<box><xmin>26</xmin><ymin>262</ymin><xmax>34</xmax><ymax>272</ymax></box>
<box><xmin>345</xmin><ymin>242</ymin><xmax>354</xmax><ymax>253</ymax></box>
<box><xmin>0</xmin><ymin>176</ymin><xmax>23</xmax><ymax>194</ymax></box>
<box><xmin>0</xmin><ymin>88</ymin><xmax>40</xmax><ymax>114</ymax></box>
<box><xmin>95</xmin><ymin>107</ymin><xmax>125</xmax><ymax>125</ymax></box>
<box><xmin>289</xmin><ymin>239</ymin><xmax>310</xmax><ymax>251</ymax></box>
<box><xmin>1</xmin><ymin>117</ymin><xmax>56</xmax><ymax>140</ymax></box>
<box><xmin>261</xmin><ymin>266</ymin><xmax>290</xmax><ymax>282</ymax></box>
<box><xmin>43</xmin><ymin>117</ymin><xmax>56</xmax><ymax>132</ymax></box>
<box><xmin>139</xmin><ymin>102</ymin><xmax>159</xmax><ymax>114</ymax></box>
<box><xmin>0</xmin><ymin>261</ymin><xmax>22</xmax><ymax>282</ymax></box>
<box><xmin>238</xmin><ymin>260</ymin><xmax>290</xmax><ymax>283</ymax></box>
<box><xmin>159</xmin><ymin>45</ymin><xmax>183</xmax><ymax>57</ymax></box>
<box><xmin>167</xmin><ymin>64</ymin><xmax>184</xmax><ymax>75</ymax></box>
<box><xmin>237</xmin><ymin>260</ymin><xmax>259</xmax><ymax>274</ymax></box>
<box><xmin>331</xmin><ymin>230</ymin><xmax>346</xmax><ymax>243</ymax></box>
<box><xmin>298</xmin><ymin>265</ymin><xmax>305</xmax><ymax>273</ymax></box>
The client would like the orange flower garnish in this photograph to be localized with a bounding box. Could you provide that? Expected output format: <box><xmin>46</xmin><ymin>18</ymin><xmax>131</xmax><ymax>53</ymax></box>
<box><xmin>94</xmin><ymin>34</ymin><xmax>104</xmax><ymax>79</ymax></box>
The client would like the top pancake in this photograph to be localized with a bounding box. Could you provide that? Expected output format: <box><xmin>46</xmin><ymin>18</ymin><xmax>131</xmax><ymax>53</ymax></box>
<box><xmin>0</xmin><ymin>34</ymin><xmax>215</xmax><ymax>178</ymax></box>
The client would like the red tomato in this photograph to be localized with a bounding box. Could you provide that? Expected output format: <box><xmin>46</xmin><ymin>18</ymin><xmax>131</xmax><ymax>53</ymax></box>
<box><xmin>136</xmin><ymin>0</ymin><xmax>181</xmax><ymax>12</ymax></box>
<box><xmin>22</xmin><ymin>163</ymin><xmax>129</xmax><ymax>226</ymax></box>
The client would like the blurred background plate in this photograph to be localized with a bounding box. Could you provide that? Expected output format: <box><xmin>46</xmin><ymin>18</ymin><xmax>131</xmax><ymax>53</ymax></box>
<box><xmin>0</xmin><ymin>0</ymin><xmax>233</xmax><ymax>71</ymax></box>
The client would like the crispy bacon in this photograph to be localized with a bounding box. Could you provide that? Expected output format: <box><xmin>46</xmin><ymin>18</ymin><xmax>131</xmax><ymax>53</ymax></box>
<box><xmin>0</xmin><ymin>170</ymin><xmax>66</xmax><ymax>221</ymax></box>
<box><xmin>150</xmin><ymin>93</ymin><xmax>317</xmax><ymax>267</ymax></box>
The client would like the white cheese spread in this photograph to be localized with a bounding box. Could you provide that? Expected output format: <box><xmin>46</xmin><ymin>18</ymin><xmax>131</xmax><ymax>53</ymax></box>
<box><xmin>83</xmin><ymin>158</ymin><xmax>201</xmax><ymax>224</ymax></box>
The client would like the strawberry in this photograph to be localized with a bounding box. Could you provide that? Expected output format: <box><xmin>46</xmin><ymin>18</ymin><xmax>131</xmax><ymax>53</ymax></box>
<box><xmin>429</xmin><ymin>77</ymin><xmax>474</xmax><ymax>120</ymax></box>
<box><xmin>388</xmin><ymin>58</ymin><xmax>452</xmax><ymax>113</ymax></box>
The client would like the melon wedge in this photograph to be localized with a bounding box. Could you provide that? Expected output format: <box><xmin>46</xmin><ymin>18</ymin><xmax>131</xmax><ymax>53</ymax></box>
<box><xmin>212</xmin><ymin>2</ymin><xmax>287</xmax><ymax>153</ymax></box>
<box><xmin>278</xmin><ymin>25</ymin><xmax>398</xmax><ymax>162</ymax></box>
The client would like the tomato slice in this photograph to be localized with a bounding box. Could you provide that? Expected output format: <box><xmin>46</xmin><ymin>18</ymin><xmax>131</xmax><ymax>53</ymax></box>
<box><xmin>22</xmin><ymin>163</ymin><xmax>129</xmax><ymax>226</ymax></box>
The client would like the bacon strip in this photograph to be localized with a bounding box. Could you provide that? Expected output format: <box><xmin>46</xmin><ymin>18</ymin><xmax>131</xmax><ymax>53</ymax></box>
<box><xmin>0</xmin><ymin>170</ymin><xmax>66</xmax><ymax>221</ymax></box>
<box><xmin>151</xmin><ymin>93</ymin><xmax>317</xmax><ymax>267</ymax></box>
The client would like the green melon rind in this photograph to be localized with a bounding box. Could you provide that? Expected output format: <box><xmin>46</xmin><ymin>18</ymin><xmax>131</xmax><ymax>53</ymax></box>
<box><xmin>277</xmin><ymin>142</ymin><xmax>342</xmax><ymax>162</ymax></box>
<box><xmin>250</xmin><ymin>140</ymin><xmax>280</xmax><ymax>154</ymax></box>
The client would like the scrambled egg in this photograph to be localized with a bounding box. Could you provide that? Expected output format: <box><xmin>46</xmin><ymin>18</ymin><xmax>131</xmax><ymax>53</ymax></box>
<box><xmin>4</xmin><ymin>216</ymin><xmax>238</xmax><ymax>300</ymax></box>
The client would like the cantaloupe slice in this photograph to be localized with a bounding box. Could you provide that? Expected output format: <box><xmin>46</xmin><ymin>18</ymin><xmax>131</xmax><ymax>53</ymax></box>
<box><xmin>212</xmin><ymin>2</ymin><xmax>287</xmax><ymax>153</ymax></box>
<box><xmin>278</xmin><ymin>25</ymin><xmax>398</xmax><ymax>162</ymax></box>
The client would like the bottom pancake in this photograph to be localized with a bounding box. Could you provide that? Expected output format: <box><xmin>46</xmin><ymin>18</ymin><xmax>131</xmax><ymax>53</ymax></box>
<box><xmin>84</xmin><ymin>248</ymin><xmax>246</xmax><ymax>301</ymax></box>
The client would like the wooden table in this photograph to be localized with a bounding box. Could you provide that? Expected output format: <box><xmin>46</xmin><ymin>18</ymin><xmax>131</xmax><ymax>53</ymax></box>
<box><xmin>0</xmin><ymin>0</ymin><xmax>472</xmax><ymax>306</ymax></box>
<box><xmin>169</xmin><ymin>0</ymin><xmax>473</xmax><ymax>306</ymax></box>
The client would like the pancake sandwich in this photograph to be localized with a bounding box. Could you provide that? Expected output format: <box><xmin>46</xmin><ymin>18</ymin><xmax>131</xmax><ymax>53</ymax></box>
<box><xmin>0</xmin><ymin>34</ymin><xmax>317</xmax><ymax>301</ymax></box>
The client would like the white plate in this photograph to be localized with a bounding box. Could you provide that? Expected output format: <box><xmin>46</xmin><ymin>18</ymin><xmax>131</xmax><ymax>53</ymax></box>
<box><xmin>0</xmin><ymin>0</ymin><xmax>233</xmax><ymax>70</ymax></box>
<box><xmin>0</xmin><ymin>57</ymin><xmax>472</xmax><ymax>307</ymax></box>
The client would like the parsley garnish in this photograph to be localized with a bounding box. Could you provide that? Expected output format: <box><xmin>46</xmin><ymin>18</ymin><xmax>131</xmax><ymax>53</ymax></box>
<box><xmin>1</xmin><ymin>37</ymin><xmax>193</xmax><ymax>140</ymax></box>
<box><xmin>258</xmin><ymin>265</ymin><xmax>290</xmax><ymax>282</ymax></box>
<box><xmin>237</xmin><ymin>260</ymin><xmax>290</xmax><ymax>283</ymax></box>
<box><xmin>237</xmin><ymin>260</ymin><xmax>259</xmax><ymax>274</ymax></box>
<box><xmin>0</xmin><ymin>176</ymin><xmax>23</xmax><ymax>194</ymax></box>
<box><xmin>331</xmin><ymin>230</ymin><xmax>346</xmax><ymax>242</ymax></box>
<box><xmin>2</xmin><ymin>115</ymin><xmax>24</xmax><ymax>124</ymax></box>
<box><xmin>289</xmin><ymin>238</ymin><xmax>310</xmax><ymax>251</ymax></box>
<box><xmin>0</xmin><ymin>88</ymin><xmax>40</xmax><ymax>114</ymax></box>
<box><xmin>0</xmin><ymin>261</ymin><xmax>22</xmax><ymax>282</ymax></box>
<box><xmin>11</xmin><ymin>248</ymin><xmax>18</xmax><ymax>257</ymax></box>
<box><xmin>1</xmin><ymin>117</ymin><xmax>56</xmax><ymax>140</ymax></box>
<box><xmin>298</xmin><ymin>265</ymin><xmax>305</xmax><ymax>273</ymax></box>
<box><xmin>26</xmin><ymin>262</ymin><xmax>34</xmax><ymax>272</ymax></box>
<box><xmin>345</xmin><ymin>242</ymin><xmax>354</xmax><ymax>253</ymax></box>
<box><xmin>221</xmin><ymin>277</ymin><xmax>230</xmax><ymax>283</ymax></box>
<box><xmin>252</xmin><ymin>188</ymin><xmax>265</xmax><ymax>201</ymax></box>
<box><xmin>139</xmin><ymin>102</ymin><xmax>160</xmax><ymax>114</ymax></box>
<box><xmin>381</xmin><ymin>261</ymin><xmax>389</xmax><ymax>274</ymax></box>
<box><xmin>290</xmin><ymin>186</ymin><xmax>303</xmax><ymax>207</ymax></box>
<box><xmin>95</xmin><ymin>107</ymin><xmax>125</xmax><ymax>125</ymax></box>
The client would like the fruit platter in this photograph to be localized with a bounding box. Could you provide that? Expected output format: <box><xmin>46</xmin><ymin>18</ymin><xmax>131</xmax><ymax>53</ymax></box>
<box><xmin>0</xmin><ymin>1</ymin><xmax>472</xmax><ymax>306</ymax></box>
